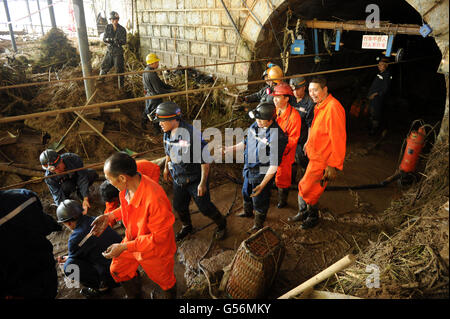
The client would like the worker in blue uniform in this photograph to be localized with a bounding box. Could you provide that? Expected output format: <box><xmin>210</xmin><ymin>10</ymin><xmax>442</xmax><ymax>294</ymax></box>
<box><xmin>56</xmin><ymin>199</ymin><xmax>122</xmax><ymax>298</ymax></box>
<box><xmin>223</xmin><ymin>102</ymin><xmax>288</xmax><ymax>232</ymax></box>
<box><xmin>0</xmin><ymin>189</ymin><xmax>61</xmax><ymax>298</ymax></box>
<box><xmin>155</xmin><ymin>101</ymin><xmax>227</xmax><ymax>241</ymax></box>
<box><xmin>290</xmin><ymin>76</ymin><xmax>315</xmax><ymax>171</ymax></box>
<box><xmin>40</xmin><ymin>149</ymin><xmax>98</xmax><ymax>214</ymax></box>
<box><xmin>367</xmin><ymin>57</ymin><xmax>392</xmax><ymax>135</ymax></box>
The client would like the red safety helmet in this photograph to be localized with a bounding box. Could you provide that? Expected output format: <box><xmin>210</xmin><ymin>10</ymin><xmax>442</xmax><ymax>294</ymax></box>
<box><xmin>271</xmin><ymin>82</ymin><xmax>293</xmax><ymax>96</ymax></box>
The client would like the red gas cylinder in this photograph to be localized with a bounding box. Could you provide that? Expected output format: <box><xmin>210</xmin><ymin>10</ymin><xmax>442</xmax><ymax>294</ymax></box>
<box><xmin>399</xmin><ymin>127</ymin><xmax>426</xmax><ymax>173</ymax></box>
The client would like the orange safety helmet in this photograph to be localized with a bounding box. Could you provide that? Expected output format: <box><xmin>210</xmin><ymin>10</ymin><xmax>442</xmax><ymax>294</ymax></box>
<box><xmin>271</xmin><ymin>82</ymin><xmax>293</xmax><ymax>96</ymax></box>
<box><xmin>267</xmin><ymin>64</ymin><xmax>284</xmax><ymax>84</ymax></box>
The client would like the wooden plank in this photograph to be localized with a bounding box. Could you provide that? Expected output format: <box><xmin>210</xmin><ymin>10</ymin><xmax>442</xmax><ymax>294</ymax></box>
<box><xmin>78</xmin><ymin>119</ymin><xmax>104</xmax><ymax>135</ymax></box>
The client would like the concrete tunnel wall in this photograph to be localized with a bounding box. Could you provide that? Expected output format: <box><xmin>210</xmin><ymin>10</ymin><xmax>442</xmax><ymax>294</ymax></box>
<box><xmin>130</xmin><ymin>0</ymin><xmax>448</xmax><ymax>140</ymax></box>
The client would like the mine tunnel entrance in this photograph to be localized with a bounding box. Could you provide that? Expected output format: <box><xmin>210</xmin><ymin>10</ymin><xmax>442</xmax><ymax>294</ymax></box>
<box><xmin>251</xmin><ymin>0</ymin><xmax>446</xmax><ymax>133</ymax></box>
<box><xmin>0</xmin><ymin>0</ymin><xmax>447</xmax><ymax>301</ymax></box>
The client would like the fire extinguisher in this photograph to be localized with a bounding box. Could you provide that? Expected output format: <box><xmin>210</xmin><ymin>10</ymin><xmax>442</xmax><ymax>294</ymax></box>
<box><xmin>399</xmin><ymin>126</ymin><xmax>426</xmax><ymax>173</ymax></box>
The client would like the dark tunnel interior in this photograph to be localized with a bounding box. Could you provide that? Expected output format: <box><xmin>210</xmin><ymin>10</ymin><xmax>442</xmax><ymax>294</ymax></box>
<box><xmin>250</xmin><ymin>0</ymin><xmax>446</xmax><ymax>137</ymax></box>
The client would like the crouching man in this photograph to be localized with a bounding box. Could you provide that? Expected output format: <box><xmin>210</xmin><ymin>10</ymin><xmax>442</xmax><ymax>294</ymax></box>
<box><xmin>56</xmin><ymin>200</ymin><xmax>122</xmax><ymax>298</ymax></box>
<box><xmin>90</xmin><ymin>152</ymin><xmax>177</xmax><ymax>299</ymax></box>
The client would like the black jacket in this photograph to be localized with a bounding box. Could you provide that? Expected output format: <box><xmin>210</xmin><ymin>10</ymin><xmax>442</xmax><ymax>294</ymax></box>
<box><xmin>103</xmin><ymin>23</ymin><xmax>127</xmax><ymax>55</ymax></box>
<box><xmin>143</xmin><ymin>65</ymin><xmax>174</xmax><ymax>97</ymax></box>
<box><xmin>368</xmin><ymin>69</ymin><xmax>392</xmax><ymax>99</ymax></box>
<box><xmin>44</xmin><ymin>153</ymin><xmax>90</xmax><ymax>205</ymax></box>
<box><xmin>0</xmin><ymin>189</ymin><xmax>61</xmax><ymax>298</ymax></box>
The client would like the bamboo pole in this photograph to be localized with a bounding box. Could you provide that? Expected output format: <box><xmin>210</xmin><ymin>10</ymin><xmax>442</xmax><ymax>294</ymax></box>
<box><xmin>0</xmin><ymin>53</ymin><xmax>330</xmax><ymax>91</ymax></box>
<box><xmin>194</xmin><ymin>77</ymin><xmax>219</xmax><ymax>120</ymax></box>
<box><xmin>0</xmin><ymin>149</ymin><xmax>165</xmax><ymax>191</ymax></box>
<box><xmin>53</xmin><ymin>89</ymin><xmax>98</xmax><ymax>150</ymax></box>
<box><xmin>278</xmin><ymin>254</ymin><xmax>356</xmax><ymax>299</ymax></box>
<box><xmin>185</xmin><ymin>69</ymin><xmax>189</xmax><ymax>114</ymax></box>
<box><xmin>0</xmin><ymin>61</ymin><xmax>396</xmax><ymax>124</ymax></box>
<box><xmin>74</xmin><ymin>111</ymin><xmax>121</xmax><ymax>152</ymax></box>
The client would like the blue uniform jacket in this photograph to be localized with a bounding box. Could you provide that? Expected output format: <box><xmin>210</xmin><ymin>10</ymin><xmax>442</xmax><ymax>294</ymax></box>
<box><xmin>164</xmin><ymin>120</ymin><xmax>211</xmax><ymax>186</ymax></box>
<box><xmin>44</xmin><ymin>153</ymin><xmax>90</xmax><ymax>206</ymax></box>
<box><xmin>243</xmin><ymin>121</ymin><xmax>288</xmax><ymax>183</ymax></box>
<box><xmin>66</xmin><ymin>215</ymin><xmax>122</xmax><ymax>267</ymax></box>
<box><xmin>368</xmin><ymin>69</ymin><xmax>392</xmax><ymax>99</ymax></box>
<box><xmin>292</xmin><ymin>94</ymin><xmax>315</xmax><ymax>146</ymax></box>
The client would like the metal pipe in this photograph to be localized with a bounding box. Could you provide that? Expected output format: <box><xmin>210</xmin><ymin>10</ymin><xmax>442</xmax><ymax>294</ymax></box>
<box><xmin>36</xmin><ymin>0</ymin><xmax>44</xmax><ymax>35</ymax></box>
<box><xmin>47</xmin><ymin>0</ymin><xmax>56</xmax><ymax>29</ymax></box>
<box><xmin>72</xmin><ymin>0</ymin><xmax>94</xmax><ymax>100</ymax></box>
<box><xmin>25</xmin><ymin>0</ymin><xmax>34</xmax><ymax>33</ymax></box>
<box><xmin>304</xmin><ymin>20</ymin><xmax>421</xmax><ymax>35</ymax></box>
<box><xmin>2</xmin><ymin>0</ymin><xmax>17</xmax><ymax>52</ymax></box>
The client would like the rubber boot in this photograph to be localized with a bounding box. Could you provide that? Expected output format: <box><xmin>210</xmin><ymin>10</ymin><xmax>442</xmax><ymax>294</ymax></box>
<box><xmin>175</xmin><ymin>210</ymin><xmax>193</xmax><ymax>241</ymax></box>
<box><xmin>209</xmin><ymin>209</ymin><xmax>227</xmax><ymax>240</ymax></box>
<box><xmin>288</xmin><ymin>195</ymin><xmax>309</xmax><ymax>223</ymax></box>
<box><xmin>248</xmin><ymin>212</ymin><xmax>266</xmax><ymax>233</ymax></box>
<box><xmin>301</xmin><ymin>206</ymin><xmax>319</xmax><ymax>229</ymax></box>
<box><xmin>277</xmin><ymin>188</ymin><xmax>289</xmax><ymax>208</ymax></box>
<box><xmin>121</xmin><ymin>273</ymin><xmax>142</xmax><ymax>299</ymax></box>
<box><xmin>237</xmin><ymin>200</ymin><xmax>254</xmax><ymax>218</ymax></box>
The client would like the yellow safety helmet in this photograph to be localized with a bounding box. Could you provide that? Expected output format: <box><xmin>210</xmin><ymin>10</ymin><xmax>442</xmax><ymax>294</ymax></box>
<box><xmin>267</xmin><ymin>64</ymin><xmax>283</xmax><ymax>84</ymax></box>
<box><xmin>146</xmin><ymin>53</ymin><xmax>160</xmax><ymax>65</ymax></box>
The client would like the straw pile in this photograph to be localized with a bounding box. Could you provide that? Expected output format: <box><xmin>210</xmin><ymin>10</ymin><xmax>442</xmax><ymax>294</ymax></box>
<box><xmin>323</xmin><ymin>137</ymin><xmax>449</xmax><ymax>298</ymax></box>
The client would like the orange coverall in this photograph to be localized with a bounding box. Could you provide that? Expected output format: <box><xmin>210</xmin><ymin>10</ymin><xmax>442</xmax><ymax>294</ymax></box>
<box><xmin>275</xmin><ymin>104</ymin><xmax>301</xmax><ymax>189</ymax></box>
<box><xmin>299</xmin><ymin>94</ymin><xmax>346</xmax><ymax>205</ymax></box>
<box><xmin>103</xmin><ymin>159</ymin><xmax>161</xmax><ymax>226</ymax></box>
<box><xmin>108</xmin><ymin>175</ymin><xmax>177</xmax><ymax>290</ymax></box>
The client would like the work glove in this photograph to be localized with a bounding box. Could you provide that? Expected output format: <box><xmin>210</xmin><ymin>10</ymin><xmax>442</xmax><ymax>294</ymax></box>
<box><xmin>320</xmin><ymin>166</ymin><xmax>337</xmax><ymax>187</ymax></box>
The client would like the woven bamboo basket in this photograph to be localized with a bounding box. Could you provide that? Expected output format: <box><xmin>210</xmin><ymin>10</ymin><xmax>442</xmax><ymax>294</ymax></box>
<box><xmin>225</xmin><ymin>226</ymin><xmax>285</xmax><ymax>299</ymax></box>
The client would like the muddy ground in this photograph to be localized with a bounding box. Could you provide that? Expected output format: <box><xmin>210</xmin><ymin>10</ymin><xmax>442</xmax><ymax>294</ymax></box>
<box><xmin>0</xmin><ymin>34</ymin><xmax>432</xmax><ymax>299</ymax></box>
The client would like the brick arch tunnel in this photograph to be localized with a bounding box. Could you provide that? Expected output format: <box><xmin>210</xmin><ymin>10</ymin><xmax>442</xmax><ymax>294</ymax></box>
<box><xmin>236</xmin><ymin>0</ymin><xmax>448</xmax><ymax>139</ymax></box>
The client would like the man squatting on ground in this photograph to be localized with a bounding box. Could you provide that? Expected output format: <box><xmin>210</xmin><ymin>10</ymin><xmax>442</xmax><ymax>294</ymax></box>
<box><xmin>90</xmin><ymin>152</ymin><xmax>177</xmax><ymax>299</ymax></box>
<box><xmin>56</xmin><ymin>199</ymin><xmax>122</xmax><ymax>298</ymax></box>
<box><xmin>39</xmin><ymin>149</ymin><xmax>98</xmax><ymax>214</ymax></box>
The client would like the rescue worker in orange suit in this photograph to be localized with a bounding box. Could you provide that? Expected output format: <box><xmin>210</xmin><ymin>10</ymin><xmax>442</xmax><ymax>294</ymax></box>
<box><xmin>90</xmin><ymin>152</ymin><xmax>177</xmax><ymax>299</ymax></box>
<box><xmin>100</xmin><ymin>159</ymin><xmax>161</xmax><ymax>226</ymax></box>
<box><xmin>288</xmin><ymin>77</ymin><xmax>346</xmax><ymax>229</ymax></box>
<box><xmin>271</xmin><ymin>82</ymin><xmax>301</xmax><ymax>209</ymax></box>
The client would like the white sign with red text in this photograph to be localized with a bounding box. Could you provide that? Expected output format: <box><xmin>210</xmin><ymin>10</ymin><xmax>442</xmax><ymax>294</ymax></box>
<box><xmin>362</xmin><ymin>35</ymin><xmax>388</xmax><ymax>49</ymax></box>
